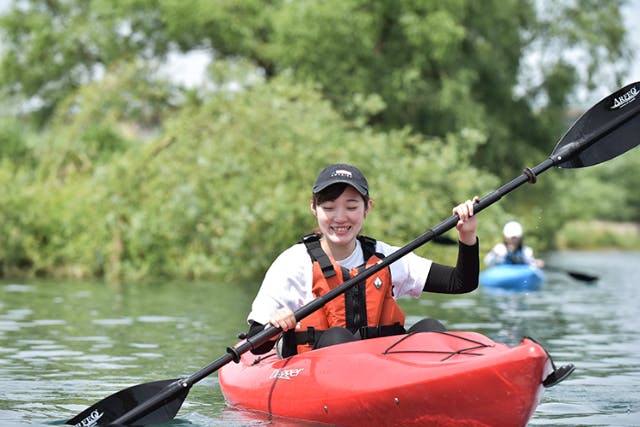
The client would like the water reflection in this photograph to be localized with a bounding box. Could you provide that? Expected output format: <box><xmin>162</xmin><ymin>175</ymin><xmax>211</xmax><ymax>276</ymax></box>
<box><xmin>0</xmin><ymin>251</ymin><xmax>639</xmax><ymax>426</ymax></box>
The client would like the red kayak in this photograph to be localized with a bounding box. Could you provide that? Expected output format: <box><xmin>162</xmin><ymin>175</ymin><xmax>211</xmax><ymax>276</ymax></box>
<box><xmin>218</xmin><ymin>331</ymin><xmax>573</xmax><ymax>427</ymax></box>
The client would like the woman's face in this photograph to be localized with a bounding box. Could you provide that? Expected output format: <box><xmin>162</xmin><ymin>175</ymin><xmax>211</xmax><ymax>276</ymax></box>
<box><xmin>312</xmin><ymin>185</ymin><xmax>371</xmax><ymax>248</ymax></box>
<box><xmin>505</xmin><ymin>236</ymin><xmax>521</xmax><ymax>251</ymax></box>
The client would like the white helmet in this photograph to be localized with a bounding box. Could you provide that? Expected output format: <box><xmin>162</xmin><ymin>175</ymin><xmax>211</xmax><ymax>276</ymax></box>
<box><xmin>503</xmin><ymin>221</ymin><xmax>523</xmax><ymax>238</ymax></box>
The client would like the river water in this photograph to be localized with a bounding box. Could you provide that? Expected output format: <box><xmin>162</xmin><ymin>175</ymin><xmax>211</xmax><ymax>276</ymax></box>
<box><xmin>1</xmin><ymin>250</ymin><xmax>639</xmax><ymax>426</ymax></box>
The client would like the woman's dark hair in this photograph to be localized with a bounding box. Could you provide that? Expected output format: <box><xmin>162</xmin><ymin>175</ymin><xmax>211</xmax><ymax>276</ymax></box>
<box><xmin>312</xmin><ymin>183</ymin><xmax>369</xmax><ymax>207</ymax></box>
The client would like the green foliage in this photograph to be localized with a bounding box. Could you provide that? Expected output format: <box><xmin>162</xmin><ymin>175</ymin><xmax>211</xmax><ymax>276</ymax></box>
<box><xmin>0</xmin><ymin>119</ymin><xmax>36</xmax><ymax>167</ymax></box>
<box><xmin>0</xmin><ymin>0</ymin><xmax>635</xmax><ymax>282</ymax></box>
<box><xmin>0</xmin><ymin>0</ymin><xmax>182</xmax><ymax>122</ymax></box>
<box><xmin>552</xmin><ymin>152</ymin><xmax>640</xmax><ymax>222</ymax></box>
<box><xmin>0</xmin><ymin>72</ymin><xmax>499</xmax><ymax>281</ymax></box>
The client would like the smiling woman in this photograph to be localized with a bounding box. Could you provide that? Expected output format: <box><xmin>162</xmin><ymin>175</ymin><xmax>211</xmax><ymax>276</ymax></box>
<box><xmin>245</xmin><ymin>162</ymin><xmax>480</xmax><ymax>358</ymax></box>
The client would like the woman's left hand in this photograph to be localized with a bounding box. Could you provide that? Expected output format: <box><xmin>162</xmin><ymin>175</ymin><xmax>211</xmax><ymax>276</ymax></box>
<box><xmin>453</xmin><ymin>196</ymin><xmax>479</xmax><ymax>245</ymax></box>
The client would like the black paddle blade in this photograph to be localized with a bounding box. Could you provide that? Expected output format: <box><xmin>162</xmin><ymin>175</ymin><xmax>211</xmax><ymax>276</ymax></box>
<box><xmin>553</xmin><ymin>81</ymin><xmax>640</xmax><ymax>168</ymax></box>
<box><xmin>566</xmin><ymin>270</ymin><xmax>598</xmax><ymax>283</ymax></box>
<box><xmin>66</xmin><ymin>378</ymin><xmax>188</xmax><ymax>426</ymax></box>
<box><xmin>545</xmin><ymin>266</ymin><xmax>598</xmax><ymax>283</ymax></box>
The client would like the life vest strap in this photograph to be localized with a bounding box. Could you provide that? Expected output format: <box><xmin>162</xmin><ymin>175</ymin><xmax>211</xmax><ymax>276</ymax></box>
<box><xmin>302</xmin><ymin>233</ymin><xmax>336</xmax><ymax>278</ymax></box>
<box><xmin>302</xmin><ymin>234</ymin><xmax>382</xmax><ymax>279</ymax></box>
<box><xmin>294</xmin><ymin>323</ymin><xmax>405</xmax><ymax>346</ymax></box>
<box><xmin>358</xmin><ymin>235</ymin><xmax>379</xmax><ymax>260</ymax></box>
<box><xmin>358</xmin><ymin>323</ymin><xmax>405</xmax><ymax>339</ymax></box>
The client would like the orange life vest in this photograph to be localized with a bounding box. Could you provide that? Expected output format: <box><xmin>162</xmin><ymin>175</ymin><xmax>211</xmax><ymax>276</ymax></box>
<box><xmin>292</xmin><ymin>234</ymin><xmax>405</xmax><ymax>354</ymax></box>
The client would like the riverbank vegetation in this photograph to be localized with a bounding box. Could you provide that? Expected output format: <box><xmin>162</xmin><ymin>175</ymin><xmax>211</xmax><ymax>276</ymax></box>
<box><xmin>556</xmin><ymin>221</ymin><xmax>640</xmax><ymax>251</ymax></box>
<box><xmin>0</xmin><ymin>1</ymin><xmax>637</xmax><ymax>282</ymax></box>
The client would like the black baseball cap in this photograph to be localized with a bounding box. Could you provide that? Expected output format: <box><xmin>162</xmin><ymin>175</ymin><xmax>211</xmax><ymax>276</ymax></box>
<box><xmin>312</xmin><ymin>163</ymin><xmax>369</xmax><ymax>196</ymax></box>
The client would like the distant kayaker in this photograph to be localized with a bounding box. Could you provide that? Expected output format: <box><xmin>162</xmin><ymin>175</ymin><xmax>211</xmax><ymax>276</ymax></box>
<box><xmin>484</xmin><ymin>221</ymin><xmax>544</xmax><ymax>268</ymax></box>
<box><xmin>245</xmin><ymin>163</ymin><xmax>480</xmax><ymax>358</ymax></box>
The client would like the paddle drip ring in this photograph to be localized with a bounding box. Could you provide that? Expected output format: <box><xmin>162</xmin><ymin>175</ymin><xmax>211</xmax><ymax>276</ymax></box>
<box><xmin>523</xmin><ymin>167</ymin><xmax>537</xmax><ymax>183</ymax></box>
<box><xmin>227</xmin><ymin>346</ymin><xmax>241</xmax><ymax>363</ymax></box>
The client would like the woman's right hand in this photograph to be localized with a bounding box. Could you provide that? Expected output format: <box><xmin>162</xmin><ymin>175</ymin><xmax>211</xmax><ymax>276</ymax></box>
<box><xmin>269</xmin><ymin>307</ymin><xmax>297</xmax><ymax>331</ymax></box>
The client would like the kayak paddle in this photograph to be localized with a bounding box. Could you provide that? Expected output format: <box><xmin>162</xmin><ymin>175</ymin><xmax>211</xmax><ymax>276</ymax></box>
<box><xmin>544</xmin><ymin>267</ymin><xmax>599</xmax><ymax>283</ymax></box>
<box><xmin>66</xmin><ymin>81</ymin><xmax>640</xmax><ymax>426</ymax></box>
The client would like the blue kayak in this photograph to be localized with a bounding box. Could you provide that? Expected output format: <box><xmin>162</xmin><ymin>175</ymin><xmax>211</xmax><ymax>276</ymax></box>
<box><xmin>480</xmin><ymin>264</ymin><xmax>545</xmax><ymax>291</ymax></box>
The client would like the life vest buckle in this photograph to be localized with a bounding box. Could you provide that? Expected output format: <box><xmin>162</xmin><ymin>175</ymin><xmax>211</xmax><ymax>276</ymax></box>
<box><xmin>359</xmin><ymin>325</ymin><xmax>379</xmax><ymax>339</ymax></box>
<box><xmin>306</xmin><ymin>326</ymin><xmax>317</xmax><ymax>346</ymax></box>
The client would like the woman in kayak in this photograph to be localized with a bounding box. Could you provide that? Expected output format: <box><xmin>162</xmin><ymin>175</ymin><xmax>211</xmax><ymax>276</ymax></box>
<box><xmin>484</xmin><ymin>221</ymin><xmax>544</xmax><ymax>268</ymax></box>
<box><xmin>246</xmin><ymin>163</ymin><xmax>479</xmax><ymax>358</ymax></box>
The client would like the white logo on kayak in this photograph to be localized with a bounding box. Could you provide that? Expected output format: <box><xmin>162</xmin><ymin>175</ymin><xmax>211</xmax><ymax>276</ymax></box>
<box><xmin>610</xmin><ymin>86</ymin><xmax>638</xmax><ymax>109</ymax></box>
<box><xmin>270</xmin><ymin>368</ymin><xmax>304</xmax><ymax>380</ymax></box>
<box><xmin>75</xmin><ymin>409</ymin><xmax>103</xmax><ymax>427</ymax></box>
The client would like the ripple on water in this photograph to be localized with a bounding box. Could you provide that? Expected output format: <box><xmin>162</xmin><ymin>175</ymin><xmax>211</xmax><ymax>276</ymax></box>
<box><xmin>92</xmin><ymin>317</ymin><xmax>134</xmax><ymax>326</ymax></box>
<box><xmin>137</xmin><ymin>315</ymin><xmax>181</xmax><ymax>323</ymax></box>
<box><xmin>0</xmin><ymin>320</ymin><xmax>21</xmax><ymax>332</ymax></box>
<box><xmin>3</xmin><ymin>284</ymin><xmax>34</xmax><ymax>292</ymax></box>
<box><xmin>66</xmin><ymin>335</ymin><xmax>111</xmax><ymax>343</ymax></box>
<box><xmin>1</xmin><ymin>308</ymin><xmax>33</xmax><ymax>320</ymax></box>
<box><xmin>9</xmin><ymin>349</ymin><xmax>85</xmax><ymax>360</ymax></box>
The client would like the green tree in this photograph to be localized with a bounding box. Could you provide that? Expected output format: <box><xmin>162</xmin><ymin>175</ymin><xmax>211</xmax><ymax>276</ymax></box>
<box><xmin>1</xmin><ymin>1</ymin><xmax>630</xmax><ymax>151</ymax></box>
